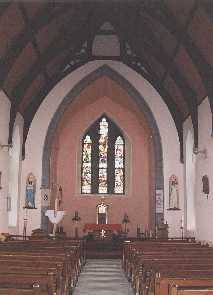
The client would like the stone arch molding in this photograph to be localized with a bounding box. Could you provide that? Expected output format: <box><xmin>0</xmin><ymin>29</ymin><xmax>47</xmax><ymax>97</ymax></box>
<box><xmin>41</xmin><ymin>64</ymin><xmax>164</xmax><ymax>227</ymax></box>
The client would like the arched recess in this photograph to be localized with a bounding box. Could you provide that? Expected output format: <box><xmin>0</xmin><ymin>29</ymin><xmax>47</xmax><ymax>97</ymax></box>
<box><xmin>41</xmin><ymin>65</ymin><xmax>164</xmax><ymax>229</ymax></box>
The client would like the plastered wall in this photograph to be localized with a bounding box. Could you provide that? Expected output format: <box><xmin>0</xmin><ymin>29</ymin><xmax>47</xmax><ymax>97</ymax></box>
<box><xmin>19</xmin><ymin>61</ymin><xmax>184</xmax><ymax>237</ymax></box>
<box><xmin>51</xmin><ymin>76</ymin><xmax>153</xmax><ymax>237</ymax></box>
<box><xmin>8</xmin><ymin>113</ymin><xmax>24</xmax><ymax>233</ymax></box>
<box><xmin>0</xmin><ymin>90</ymin><xmax>10</xmax><ymax>231</ymax></box>
<box><xmin>195</xmin><ymin>98</ymin><xmax>213</xmax><ymax>242</ymax></box>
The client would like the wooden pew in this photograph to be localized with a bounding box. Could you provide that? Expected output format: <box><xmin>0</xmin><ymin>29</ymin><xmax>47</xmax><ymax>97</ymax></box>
<box><xmin>169</xmin><ymin>284</ymin><xmax>213</xmax><ymax>295</ymax></box>
<box><xmin>123</xmin><ymin>240</ymin><xmax>213</xmax><ymax>295</ymax></box>
<box><xmin>0</xmin><ymin>287</ymin><xmax>46</xmax><ymax>295</ymax></box>
<box><xmin>0</xmin><ymin>239</ymin><xmax>83</xmax><ymax>294</ymax></box>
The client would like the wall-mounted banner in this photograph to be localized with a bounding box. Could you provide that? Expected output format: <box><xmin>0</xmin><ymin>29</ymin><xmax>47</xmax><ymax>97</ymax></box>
<box><xmin>41</xmin><ymin>188</ymin><xmax>51</xmax><ymax>207</ymax></box>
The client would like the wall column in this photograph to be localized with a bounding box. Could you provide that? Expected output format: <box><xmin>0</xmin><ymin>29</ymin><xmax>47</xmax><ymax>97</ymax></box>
<box><xmin>0</xmin><ymin>90</ymin><xmax>11</xmax><ymax>232</ymax></box>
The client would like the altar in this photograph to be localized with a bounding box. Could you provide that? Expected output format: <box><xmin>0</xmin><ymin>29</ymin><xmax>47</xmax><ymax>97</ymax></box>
<box><xmin>83</xmin><ymin>223</ymin><xmax>122</xmax><ymax>233</ymax></box>
<box><xmin>84</xmin><ymin>223</ymin><xmax>123</xmax><ymax>241</ymax></box>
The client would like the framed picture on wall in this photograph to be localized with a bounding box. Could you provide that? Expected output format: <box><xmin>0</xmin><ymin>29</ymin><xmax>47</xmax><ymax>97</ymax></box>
<box><xmin>156</xmin><ymin>189</ymin><xmax>164</xmax><ymax>213</ymax></box>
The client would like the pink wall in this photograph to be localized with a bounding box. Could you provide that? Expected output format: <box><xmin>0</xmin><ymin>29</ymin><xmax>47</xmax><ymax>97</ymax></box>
<box><xmin>51</xmin><ymin>76</ymin><xmax>153</xmax><ymax>237</ymax></box>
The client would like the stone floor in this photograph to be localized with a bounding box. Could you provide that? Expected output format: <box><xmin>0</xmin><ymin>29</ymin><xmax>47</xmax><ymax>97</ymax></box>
<box><xmin>73</xmin><ymin>259</ymin><xmax>134</xmax><ymax>295</ymax></box>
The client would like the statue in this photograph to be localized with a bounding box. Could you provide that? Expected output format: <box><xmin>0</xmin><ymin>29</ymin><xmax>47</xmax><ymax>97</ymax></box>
<box><xmin>25</xmin><ymin>173</ymin><xmax>36</xmax><ymax>209</ymax></box>
<box><xmin>168</xmin><ymin>175</ymin><xmax>180</xmax><ymax>210</ymax></box>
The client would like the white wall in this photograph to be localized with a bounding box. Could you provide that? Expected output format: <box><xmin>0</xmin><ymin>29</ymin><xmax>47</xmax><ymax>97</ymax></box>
<box><xmin>195</xmin><ymin>98</ymin><xmax>213</xmax><ymax>242</ymax></box>
<box><xmin>183</xmin><ymin>97</ymin><xmax>213</xmax><ymax>243</ymax></box>
<box><xmin>19</xmin><ymin>61</ymin><xmax>184</xmax><ymax>237</ymax></box>
<box><xmin>8</xmin><ymin>113</ymin><xmax>23</xmax><ymax>232</ymax></box>
<box><xmin>0</xmin><ymin>90</ymin><xmax>11</xmax><ymax>232</ymax></box>
<box><xmin>183</xmin><ymin>117</ymin><xmax>197</xmax><ymax>237</ymax></box>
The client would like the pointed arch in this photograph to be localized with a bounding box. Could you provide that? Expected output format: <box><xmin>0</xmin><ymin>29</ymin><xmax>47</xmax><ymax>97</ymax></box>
<box><xmin>41</xmin><ymin>64</ymin><xmax>164</xmax><ymax>228</ymax></box>
<box><xmin>81</xmin><ymin>114</ymin><xmax>125</xmax><ymax>195</ymax></box>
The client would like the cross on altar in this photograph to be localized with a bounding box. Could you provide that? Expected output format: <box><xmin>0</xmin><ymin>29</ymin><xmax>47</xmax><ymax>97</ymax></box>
<box><xmin>101</xmin><ymin>228</ymin><xmax>106</xmax><ymax>239</ymax></box>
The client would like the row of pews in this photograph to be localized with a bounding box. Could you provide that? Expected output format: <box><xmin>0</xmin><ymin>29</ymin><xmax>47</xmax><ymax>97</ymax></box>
<box><xmin>0</xmin><ymin>238</ymin><xmax>85</xmax><ymax>294</ymax></box>
<box><xmin>123</xmin><ymin>239</ymin><xmax>213</xmax><ymax>295</ymax></box>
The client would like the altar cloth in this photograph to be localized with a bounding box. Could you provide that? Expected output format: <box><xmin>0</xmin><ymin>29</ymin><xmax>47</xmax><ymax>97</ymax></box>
<box><xmin>83</xmin><ymin>223</ymin><xmax>122</xmax><ymax>232</ymax></box>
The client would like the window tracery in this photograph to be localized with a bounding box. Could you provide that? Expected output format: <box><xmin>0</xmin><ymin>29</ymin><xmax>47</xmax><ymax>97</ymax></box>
<box><xmin>81</xmin><ymin>116</ymin><xmax>125</xmax><ymax>195</ymax></box>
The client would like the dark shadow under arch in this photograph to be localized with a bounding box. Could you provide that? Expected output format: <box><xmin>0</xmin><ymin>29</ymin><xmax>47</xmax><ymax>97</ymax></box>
<box><xmin>41</xmin><ymin>64</ymin><xmax>164</xmax><ymax>228</ymax></box>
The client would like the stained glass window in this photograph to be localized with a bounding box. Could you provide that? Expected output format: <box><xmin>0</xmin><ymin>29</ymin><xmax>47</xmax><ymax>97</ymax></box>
<box><xmin>81</xmin><ymin>135</ymin><xmax>92</xmax><ymax>193</ymax></box>
<box><xmin>98</xmin><ymin>118</ymin><xmax>108</xmax><ymax>193</ymax></box>
<box><xmin>115</xmin><ymin>136</ymin><xmax>124</xmax><ymax>193</ymax></box>
<box><xmin>81</xmin><ymin>115</ymin><xmax>125</xmax><ymax>195</ymax></box>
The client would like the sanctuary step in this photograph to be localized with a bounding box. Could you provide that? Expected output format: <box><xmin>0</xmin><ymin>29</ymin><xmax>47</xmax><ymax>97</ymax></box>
<box><xmin>73</xmin><ymin>259</ymin><xmax>134</xmax><ymax>295</ymax></box>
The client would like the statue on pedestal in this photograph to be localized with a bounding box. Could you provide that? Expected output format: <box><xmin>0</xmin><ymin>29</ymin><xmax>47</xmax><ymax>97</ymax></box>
<box><xmin>25</xmin><ymin>173</ymin><xmax>36</xmax><ymax>209</ymax></box>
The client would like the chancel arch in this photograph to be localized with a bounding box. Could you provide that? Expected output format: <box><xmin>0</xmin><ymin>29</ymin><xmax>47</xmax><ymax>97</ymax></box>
<box><xmin>41</xmin><ymin>65</ymin><xmax>164</xmax><ymax>236</ymax></box>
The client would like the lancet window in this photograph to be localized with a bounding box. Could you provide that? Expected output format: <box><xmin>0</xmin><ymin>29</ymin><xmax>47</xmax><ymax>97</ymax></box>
<box><xmin>81</xmin><ymin>115</ymin><xmax>125</xmax><ymax>195</ymax></box>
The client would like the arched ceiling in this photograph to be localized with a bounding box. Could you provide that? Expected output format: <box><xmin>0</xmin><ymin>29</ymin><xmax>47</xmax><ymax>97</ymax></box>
<box><xmin>0</xmin><ymin>0</ymin><xmax>213</xmax><ymax>161</ymax></box>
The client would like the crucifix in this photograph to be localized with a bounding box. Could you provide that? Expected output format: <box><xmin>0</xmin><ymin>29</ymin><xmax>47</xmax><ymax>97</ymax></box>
<box><xmin>100</xmin><ymin>228</ymin><xmax>106</xmax><ymax>239</ymax></box>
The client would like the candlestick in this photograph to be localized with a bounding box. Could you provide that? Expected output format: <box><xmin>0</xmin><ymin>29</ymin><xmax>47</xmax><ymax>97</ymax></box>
<box><xmin>23</xmin><ymin>208</ymin><xmax>28</xmax><ymax>240</ymax></box>
<box><xmin>54</xmin><ymin>197</ymin><xmax>58</xmax><ymax>212</ymax></box>
<box><xmin>180</xmin><ymin>217</ymin><xmax>184</xmax><ymax>228</ymax></box>
<box><xmin>58</xmin><ymin>186</ymin><xmax>62</xmax><ymax>208</ymax></box>
<box><xmin>180</xmin><ymin>217</ymin><xmax>184</xmax><ymax>240</ymax></box>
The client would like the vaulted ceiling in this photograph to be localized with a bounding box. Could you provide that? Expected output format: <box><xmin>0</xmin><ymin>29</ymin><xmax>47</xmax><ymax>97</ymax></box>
<box><xmin>0</xmin><ymin>0</ymin><xmax>213</xmax><ymax>160</ymax></box>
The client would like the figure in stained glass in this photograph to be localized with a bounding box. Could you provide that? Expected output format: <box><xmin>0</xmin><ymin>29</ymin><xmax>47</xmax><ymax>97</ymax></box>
<box><xmin>98</xmin><ymin>118</ymin><xmax>108</xmax><ymax>193</ymax></box>
<box><xmin>99</xmin><ymin>168</ymin><xmax>107</xmax><ymax>193</ymax></box>
<box><xmin>81</xmin><ymin>135</ymin><xmax>92</xmax><ymax>193</ymax></box>
<box><xmin>114</xmin><ymin>136</ymin><xmax>124</xmax><ymax>193</ymax></box>
<box><xmin>81</xmin><ymin>115</ymin><xmax>125</xmax><ymax>195</ymax></box>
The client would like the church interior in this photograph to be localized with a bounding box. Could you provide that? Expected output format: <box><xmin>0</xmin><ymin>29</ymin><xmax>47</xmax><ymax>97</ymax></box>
<box><xmin>0</xmin><ymin>1</ymin><xmax>213</xmax><ymax>294</ymax></box>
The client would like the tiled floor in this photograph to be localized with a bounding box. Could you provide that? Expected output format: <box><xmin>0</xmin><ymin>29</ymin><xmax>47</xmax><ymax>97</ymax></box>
<box><xmin>73</xmin><ymin>259</ymin><xmax>134</xmax><ymax>295</ymax></box>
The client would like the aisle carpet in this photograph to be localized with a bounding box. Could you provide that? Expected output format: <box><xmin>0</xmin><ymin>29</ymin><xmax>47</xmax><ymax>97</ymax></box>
<box><xmin>73</xmin><ymin>259</ymin><xmax>134</xmax><ymax>295</ymax></box>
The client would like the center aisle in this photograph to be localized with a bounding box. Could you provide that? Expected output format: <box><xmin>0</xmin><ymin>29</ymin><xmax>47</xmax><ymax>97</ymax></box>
<box><xmin>73</xmin><ymin>259</ymin><xmax>134</xmax><ymax>295</ymax></box>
